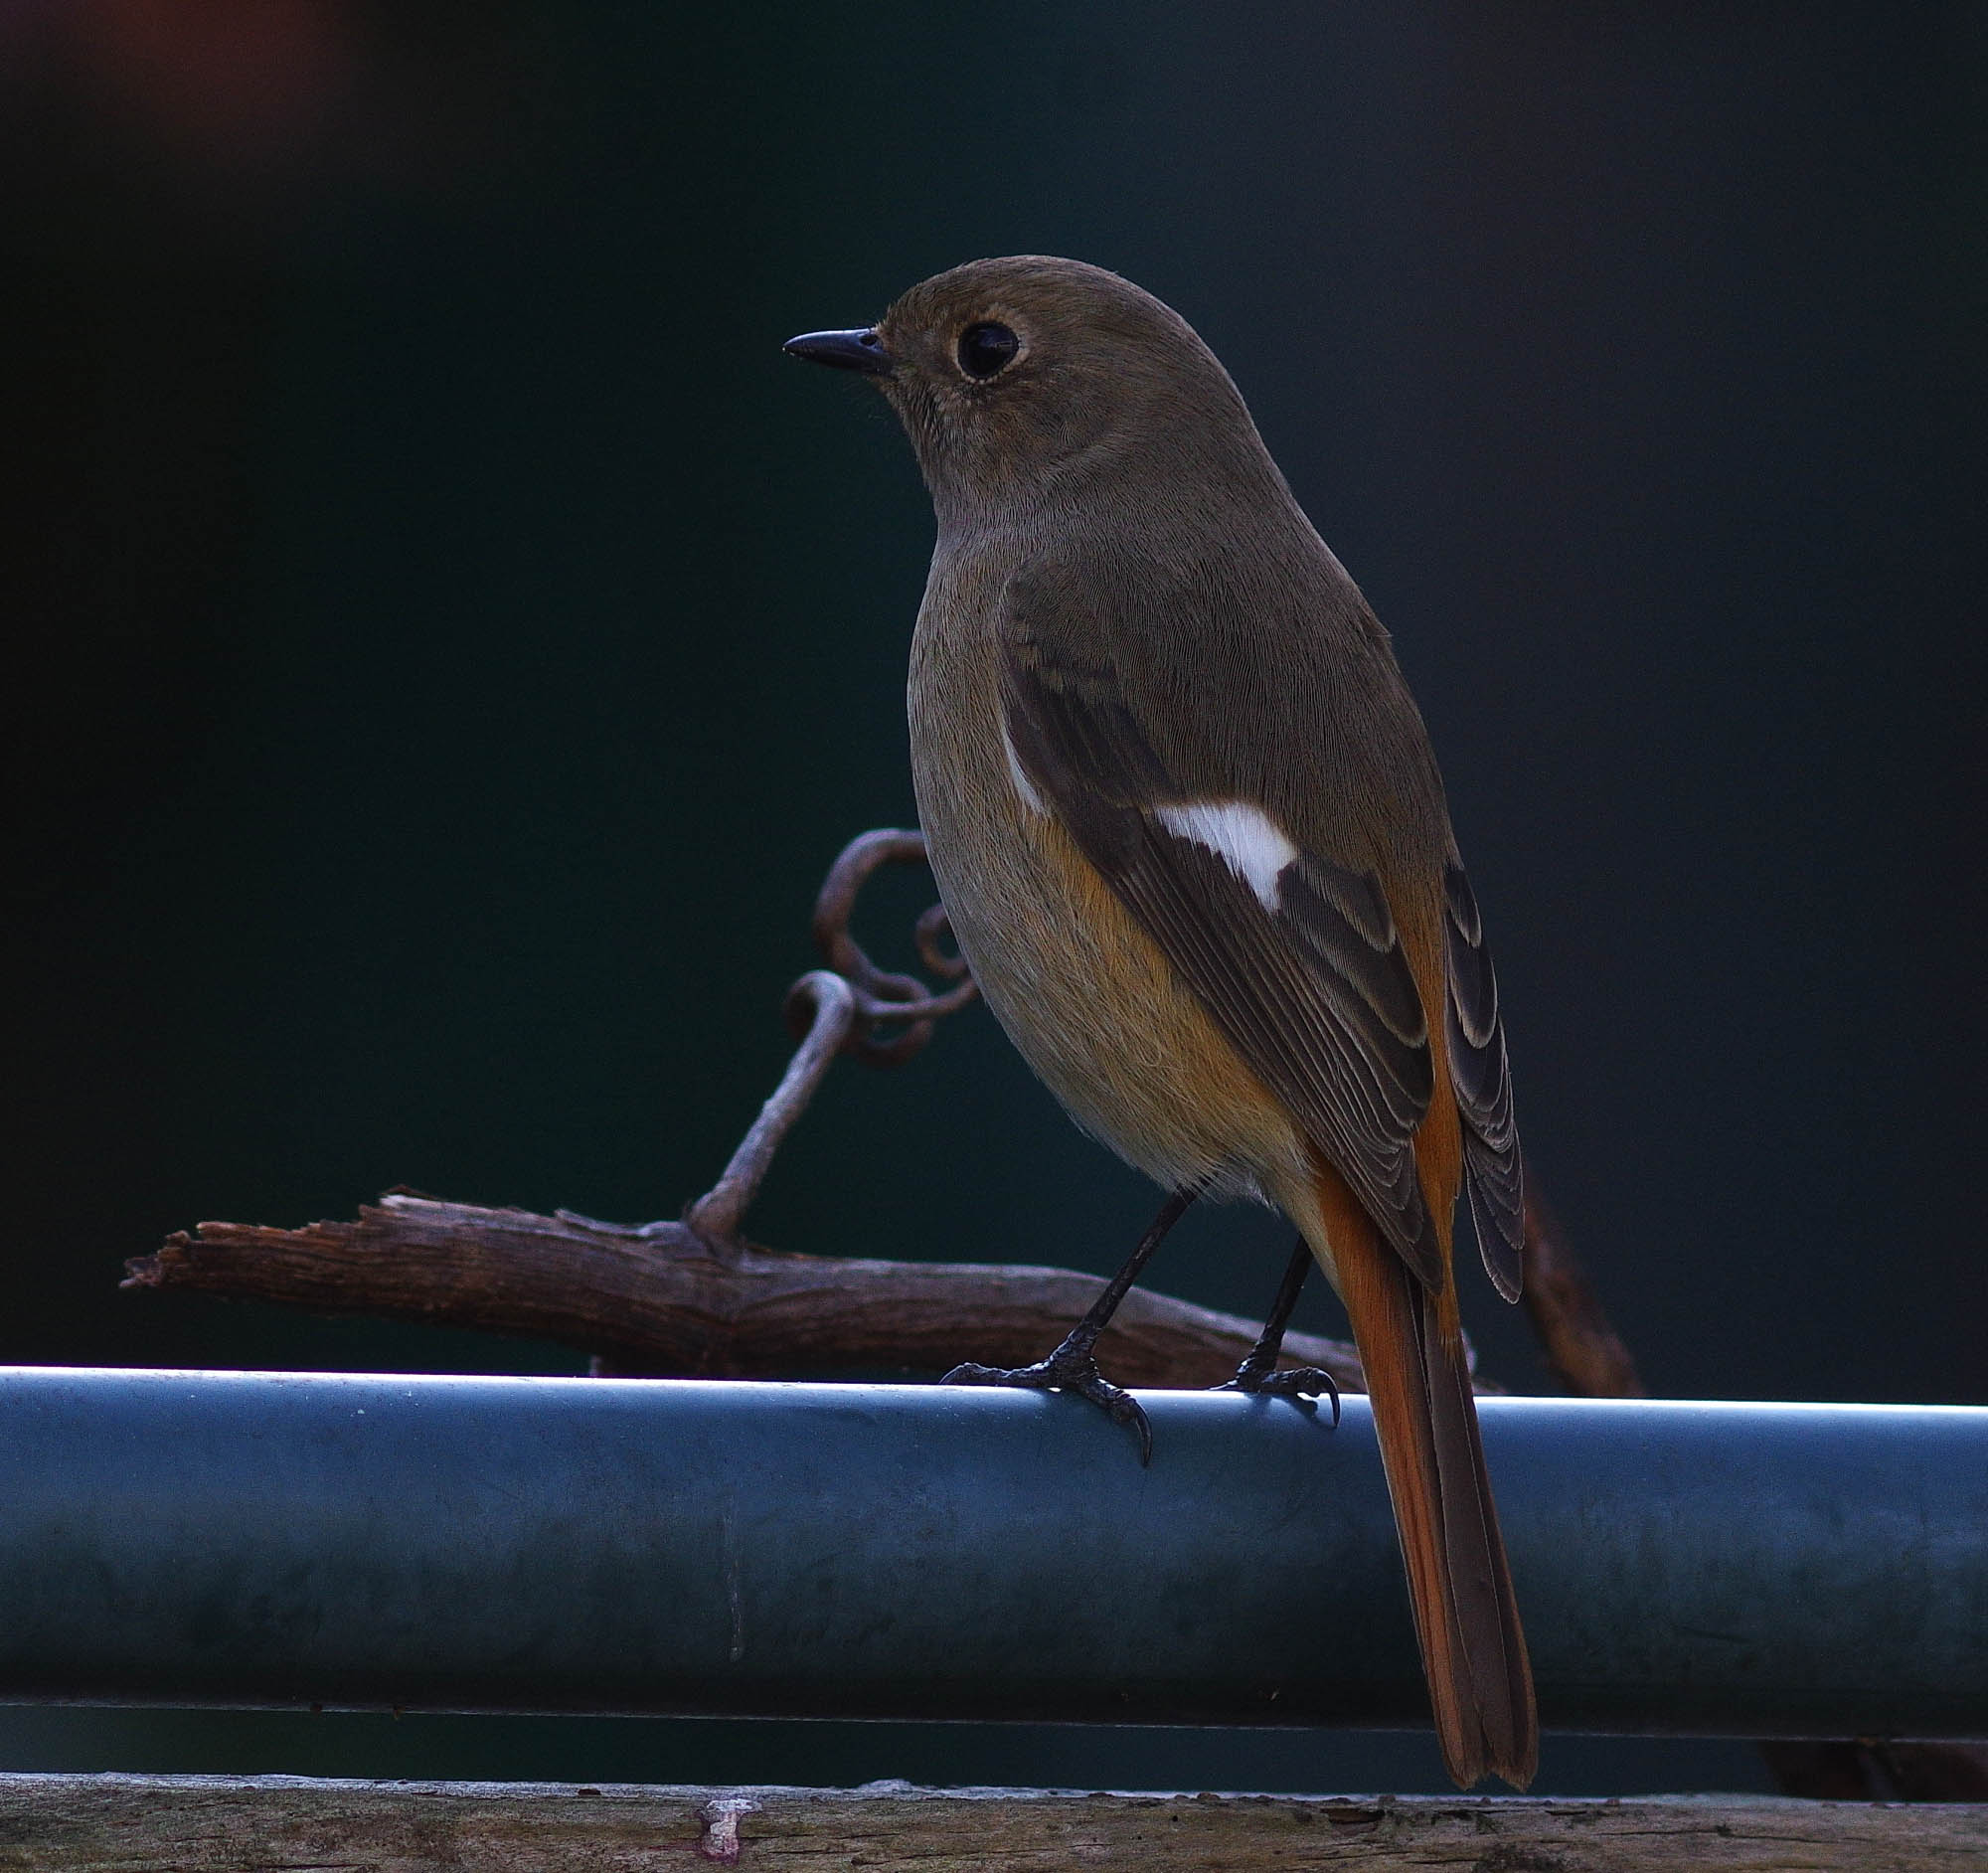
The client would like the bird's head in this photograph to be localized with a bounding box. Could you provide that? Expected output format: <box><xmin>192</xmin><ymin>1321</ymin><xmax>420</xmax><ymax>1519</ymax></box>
<box><xmin>785</xmin><ymin>255</ymin><xmax>1274</xmax><ymax>532</ymax></box>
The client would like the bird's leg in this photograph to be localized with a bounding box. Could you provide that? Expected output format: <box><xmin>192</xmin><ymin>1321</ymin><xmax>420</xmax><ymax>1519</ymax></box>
<box><xmin>1215</xmin><ymin>1237</ymin><xmax>1341</xmax><ymax>1424</ymax></box>
<box><xmin>940</xmin><ymin>1182</ymin><xmax>1203</xmax><ymax>1464</ymax></box>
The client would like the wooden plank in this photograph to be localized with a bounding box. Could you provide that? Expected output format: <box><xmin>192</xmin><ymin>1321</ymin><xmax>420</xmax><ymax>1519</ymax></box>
<box><xmin>0</xmin><ymin>1775</ymin><xmax>1982</xmax><ymax>1871</ymax></box>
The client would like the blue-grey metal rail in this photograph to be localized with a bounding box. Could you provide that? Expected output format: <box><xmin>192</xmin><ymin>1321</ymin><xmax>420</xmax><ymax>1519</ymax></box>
<box><xmin>0</xmin><ymin>1368</ymin><xmax>1982</xmax><ymax>1738</ymax></box>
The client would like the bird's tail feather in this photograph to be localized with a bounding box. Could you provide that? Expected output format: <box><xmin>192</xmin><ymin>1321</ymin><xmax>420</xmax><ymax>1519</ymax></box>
<box><xmin>1314</xmin><ymin>1164</ymin><xmax>1538</xmax><ymax>1790</ymax></box>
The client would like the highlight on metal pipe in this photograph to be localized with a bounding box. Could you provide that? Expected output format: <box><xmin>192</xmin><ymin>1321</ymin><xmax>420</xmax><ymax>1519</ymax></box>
<box><xmin>0</xmin><ymin>1367</ymin><xmax>1982</xmax><ymax>1739</ymax></box>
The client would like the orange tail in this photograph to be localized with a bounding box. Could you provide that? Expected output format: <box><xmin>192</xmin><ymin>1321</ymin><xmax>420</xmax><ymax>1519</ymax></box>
<box><xmin>1318</xmin><ymin>1167</ymin><xmax>1538</xmax><ymax>1790</ymax></box>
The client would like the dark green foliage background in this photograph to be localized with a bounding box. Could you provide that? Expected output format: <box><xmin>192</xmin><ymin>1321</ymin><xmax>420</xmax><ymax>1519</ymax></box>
<box><xmin>1</xmin><ymin>0</ymin><xmax>1979</xmax><ymax>1793</ymax></box>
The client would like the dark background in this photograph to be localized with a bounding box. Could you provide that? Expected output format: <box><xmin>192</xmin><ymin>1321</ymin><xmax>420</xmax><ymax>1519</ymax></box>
<box><xmin>1</xmin><ymin>0</ymin><xmax>1980</xmax><ymax>1795</ymax></box>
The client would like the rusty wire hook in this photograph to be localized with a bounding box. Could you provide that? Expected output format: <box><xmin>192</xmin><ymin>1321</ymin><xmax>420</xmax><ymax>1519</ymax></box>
<box><xmin>689</xmin><ymin>829</ymin><xmax>978</xmax><ymax>1251</ymax></box>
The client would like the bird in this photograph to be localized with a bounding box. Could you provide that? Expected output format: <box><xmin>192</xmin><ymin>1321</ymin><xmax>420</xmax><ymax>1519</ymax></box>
<box><xmin>785</xmin><ymin>255</ymin><xmax>1537</xmax><ymax>1791</ymax></box>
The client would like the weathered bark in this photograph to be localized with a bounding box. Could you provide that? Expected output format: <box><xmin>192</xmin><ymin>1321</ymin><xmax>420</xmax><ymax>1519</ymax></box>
<box><xmin>1519</xmin><ymin>1181</ymin><xmax>1644</xmax><ymax>1398</ymax></box>
<box><xmin>125</xmin><ymin>1193</ymin><xmax>1369</xmax><ymax>1393</ymax></box>
<box><xmin>0</xmin><ymin>1776</ymin><xmax>1980</xmax><ymax>1872</ymax></box>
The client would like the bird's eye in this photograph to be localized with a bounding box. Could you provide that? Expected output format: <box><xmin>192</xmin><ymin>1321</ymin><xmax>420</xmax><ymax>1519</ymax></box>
<box><xmin>957</xmin><ymin>321</ymin><xmax>1020</xmax><ymax>379</ymax></box>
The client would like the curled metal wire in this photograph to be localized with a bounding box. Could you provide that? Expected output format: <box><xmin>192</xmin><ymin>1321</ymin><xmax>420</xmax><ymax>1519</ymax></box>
<box><xmin>789</xmin><ymin>827</ymin><xmax>977</xmax><ymax>1067</ymax></box>
<box><xmin>690</xmin><ymin>830</ymin><xmax>978</xmax><ymax>1250</ymax></box>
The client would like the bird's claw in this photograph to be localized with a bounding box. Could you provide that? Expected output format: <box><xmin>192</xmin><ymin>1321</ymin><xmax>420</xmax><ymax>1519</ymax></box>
<box><xmin>941</xmin><ymin>1350</ymin><xmax>1154</xmax><ymax>1464</ymax></box>
<box><xmin>1214</xmin><ymin>1362</ymin><xmax>1342</xmax><ymax>1427</ymax></box>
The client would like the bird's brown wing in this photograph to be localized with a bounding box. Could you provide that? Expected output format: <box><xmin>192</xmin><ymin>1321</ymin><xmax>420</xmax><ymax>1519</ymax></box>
<box><xmin>1443</xmin><ymin>861</ymin><xmax>1525</xmax><ymax>1300</ymax></box>
<box><xmin>1001</xmin><ymin>642</ymin><xmax>1446</xmax><ymax>1290</ymax></box>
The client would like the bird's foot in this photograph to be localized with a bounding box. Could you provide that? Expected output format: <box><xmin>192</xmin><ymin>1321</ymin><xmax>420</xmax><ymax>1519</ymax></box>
<box><xmin>1214</xmin><ymin>1358</ymin><xmax>1342</xmax><ymax>1427</ymax></box>
<box><xmin>941</xmin><ymin>1343</ymin><xmax>1153</xmax><ymax>1465</ymax></box>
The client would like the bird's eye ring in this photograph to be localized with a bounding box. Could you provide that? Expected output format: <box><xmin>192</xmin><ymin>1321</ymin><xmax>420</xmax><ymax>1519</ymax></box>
<box><xmin>957</xmin><ymin>321</ymin><xmax>1021</xmax><ymax>380</ymax></box>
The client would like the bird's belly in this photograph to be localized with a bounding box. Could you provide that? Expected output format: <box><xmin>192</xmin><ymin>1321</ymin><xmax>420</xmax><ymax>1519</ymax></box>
<box><xmin>912</xmin><ymin>733</ymin><xmax>1306</xmax><ymax>1203</ymax></box>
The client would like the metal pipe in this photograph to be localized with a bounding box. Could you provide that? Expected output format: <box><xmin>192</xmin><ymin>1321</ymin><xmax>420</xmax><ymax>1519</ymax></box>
<box><xmin>0</xmin><ymin>1368</ymin><xmax>1981</xmax><ymax>1738</ymax></box>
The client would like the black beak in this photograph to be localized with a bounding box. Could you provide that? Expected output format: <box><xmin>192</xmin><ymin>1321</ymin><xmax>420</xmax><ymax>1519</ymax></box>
<box><xmin>783</xmin><ymin>327</ymin><xmax>894</xmax><ymax>377</ymax></box>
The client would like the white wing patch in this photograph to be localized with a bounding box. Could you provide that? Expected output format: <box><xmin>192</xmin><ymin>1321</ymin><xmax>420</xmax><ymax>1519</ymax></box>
<box><xmin>1153</xmin><ymin>800</ymin><xmax>1296</xmax><ymax>912</ymax></box>
<box><xmin>1001</xmin><ymin>720</ymin><xmax>1048</xmax><ymax>816</ymax></box>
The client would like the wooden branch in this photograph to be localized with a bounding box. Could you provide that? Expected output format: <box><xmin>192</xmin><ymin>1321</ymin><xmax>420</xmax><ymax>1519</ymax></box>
<box><xmin>1520</xmin><ymin>1180</ymin><xmax>1645</xmax><ymax>1398</ymax></box>
<box><xmin>1</xmin><ymin>1775</ymin><xmax>1981</xmax><ymax>1871</ymax></box>
<box><xmin>122</xmin><ymin>828</ymin><xmax>1362</xmax><ymax>1390</ymax></box>
<box><xmin>124</xmin><ymin>1192</ymin><xmax>1369</xmax><ymax>1393</ymax></box>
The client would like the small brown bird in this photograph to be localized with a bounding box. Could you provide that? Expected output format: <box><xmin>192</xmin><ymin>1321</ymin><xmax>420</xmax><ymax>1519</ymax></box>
<box><xmin>787</xmin><ymin>256</ymin><xmax>1537</xmax><ymax>1790</ymax></box>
